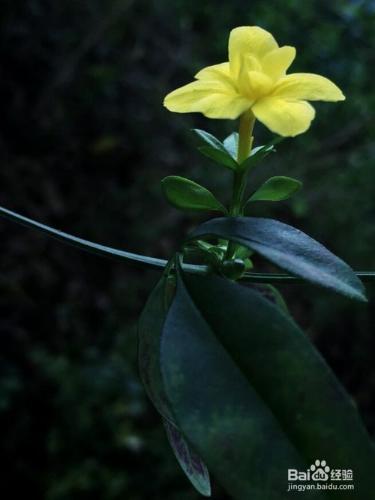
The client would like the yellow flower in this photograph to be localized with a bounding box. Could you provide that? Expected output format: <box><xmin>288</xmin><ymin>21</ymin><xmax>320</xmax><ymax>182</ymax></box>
<box><xmin>164</xmin><ymin>26</ymin><xmax>345</xmax><ymax>137</ymax></box>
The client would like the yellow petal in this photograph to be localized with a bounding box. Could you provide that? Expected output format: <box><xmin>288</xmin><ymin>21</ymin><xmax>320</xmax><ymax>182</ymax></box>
<box><xmin>195</xmin><ymin>62</ymin><xmax>235</xmax><ymax>89</ymax></box>
<box><xmin>272</xmin><ymin>73</ymin><xmax>345</xmax><ymax>101</ymax></box>
<box><xmin>239</xmin><ymin>70</ymin><xmax>273</xmax><ymax>100</ymax></box>
<box><xmin>241</xmin><ymin>54</ymin><xmax>262</xmax><ymax>73</ymax></box>
<box><xmin>261</xmin><ymin>46</ymin><xmax>296</xmax><ymax>81</ymax></box>
<box><xmin>252</xmin><ymin>97</ymin><xmax>316</xmax><ymax>137</ymax></box>
<box><xmin>229</xmin><ymin>26</ymin><xmax>278</xmax><ymax>79</ymax></box>
<box><xmin>164</xmin><ymin>80</ymin><xmax>250</xmax><ymax>119</ymax></box>
<box><xmin>195</xmin><ymin>62</ymin><xmax>231</xmax><ymax>80</ymax></box>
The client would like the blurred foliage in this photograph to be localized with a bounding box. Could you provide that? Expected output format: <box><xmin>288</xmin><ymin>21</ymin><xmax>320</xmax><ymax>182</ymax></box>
<box><xmin>0</xmin><ymin>0</ymin><xmax>375</xmax><ymax>498</ymax></box>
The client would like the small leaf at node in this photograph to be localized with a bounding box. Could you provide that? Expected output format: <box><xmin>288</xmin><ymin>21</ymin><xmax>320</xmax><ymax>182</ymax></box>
<box><xmin>223</xmin><ymin>132</ymin><xmax>239</xmax><ymax>159</ymax></box>
<box><xmin>189</xmin><ymin>217</ymin><xmax>367</xmax><ymax>301</ymax></box>
<box><xmin>161</xmin><ymin>176</ymin><xmax>227</xmax><ymax>213</ymax></box>
<box><xmin>193</xmin><ymin>129</ymin><xmax>239</xmax><ymax>170</ymax></box>
<box><xmin>248</xmin><ymin>176</ymin><xmax>302</xmax><ymax>203</ymax></box>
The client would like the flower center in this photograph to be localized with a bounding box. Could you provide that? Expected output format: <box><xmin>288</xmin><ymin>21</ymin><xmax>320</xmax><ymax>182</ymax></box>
<box><xmin>235</xmin><ymin>55</ymin><xmax>274</xmax><ymax>101</ymax></box>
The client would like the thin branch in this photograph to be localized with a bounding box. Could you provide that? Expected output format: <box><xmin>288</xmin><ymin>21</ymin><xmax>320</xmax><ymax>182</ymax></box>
<box><xmin>1</xmin><ymin>205</ymin><xmax>375</xmax><ymax>284</ymax></box>
<box><xmin>0</xmin><ymin>205</ymin><xmax>206</xmax><ymax>276</ymax></box>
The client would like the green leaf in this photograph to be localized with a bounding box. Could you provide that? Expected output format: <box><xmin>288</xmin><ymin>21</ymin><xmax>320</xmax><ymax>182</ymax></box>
<box><xmin>163</xmin><ymin>419</ymin><xmax>211</xmax><ymax>497</ymax></box>
<box><xmin>248</xmin><ymin>176</ymin><xmax>302</xmax><ymax>203</ymax></box>
<box><xmin>189</xmin><ymin>217</ymin><xmax>367</xmax><ymax>301</ymax></box>
<box><xmin>239</xmin><ymin>137</ymin><xmax>283</xmax><ymax>170</ymax></box>
<box><xmin>138</xmin><ymin>275</ymin><xmax>175</xmax><ymax>421</ymax></box>
<box><xmin>223</xmin><ymin>132</ymin><xmax>239</xmax><ymax>159</ymax></box>
<box><xmin>160</xmin><ymin>268</ymin><xmax>375</xmax><ymax>499</ymax></box>
<box><xmin>193</xmin><ymin>129</ymin><xmax>238</xmax><ymax>170</ymax></box>
<box><xmin>161</xmin><ymin>176</ymin><xmax>227</xmax><ymax>213</ymax></box>
<box><xmin>240</xmin><ymin>143</ymin><xmax>275</xmax><ymax>169</ymax></box>
<box><xmin>138</xmin><ymin>275</ymin><xmax>211</xmax><ymax>496</ymax></box>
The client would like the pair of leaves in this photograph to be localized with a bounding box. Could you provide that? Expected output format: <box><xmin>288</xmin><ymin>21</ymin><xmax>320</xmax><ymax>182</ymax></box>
<box><xmin>162</xmin><ymin>131</ymin><xmax>299</xmax><ymax>214</ymax></box>
<box><xmin>156</xmin><ymin>265</ymin><xmax>374</xmax><ymax>499</ymax></box>
<box><xmin>161</xmin><ymin>175</ymin><xmax>301</xmax><ymax>215</ymax></box>
<box><xmin>190</xmin><ymin>217</ymin><xmax>366</xmax><ymax>302</ymax></box>
<box><xmin>193</xmin><ymin>128</ymin><xmax>277</xmax><ymax>171</ymax></box>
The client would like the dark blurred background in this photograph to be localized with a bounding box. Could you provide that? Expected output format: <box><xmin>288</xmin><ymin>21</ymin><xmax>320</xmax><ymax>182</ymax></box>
<box><xmin>1</xmin><ymin>0</ymin><xmax>375</xmax><ymax>498</ymax></box>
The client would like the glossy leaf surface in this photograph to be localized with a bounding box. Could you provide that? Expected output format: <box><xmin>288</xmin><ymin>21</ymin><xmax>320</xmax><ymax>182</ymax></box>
<box><xmin>190</xmin><ymin>217</ymin><xmax>366</xmax><ymax>301</ymax></box>
<box><xmin>161</xmin><ymin>269</ymin><xmax>374</xmax><ymax>499</ymax></box>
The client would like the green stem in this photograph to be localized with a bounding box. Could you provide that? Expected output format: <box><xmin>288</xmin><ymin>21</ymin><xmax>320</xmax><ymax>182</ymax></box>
<box><xmin>226</xmin><ymin>111</ymin><xmax>255</xmax><ymax>259</ymax></box>
<box><xmin>1</xmin><ymin>205</ymin><xmax>375</xmax><ymax>284</ymax></box>
<box><xmin>237</xmin><ymin>110</ymin><xmax>255</xmax><ymax>165</ymax></box>
<box><xmin>230</xmin><ymin>170</ymin><xmax>248</xmax><ymax>217</ymax></box>
<box><xmin>230</xmin><ymin>110</ymin><xmax>256</xmax><ymax>217</ymax></box>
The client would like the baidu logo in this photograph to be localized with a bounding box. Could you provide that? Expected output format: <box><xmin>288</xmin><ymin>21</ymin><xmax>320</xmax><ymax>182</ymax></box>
<box><xmin>287</xmin><ymin>459</ymin><xmax>354</xmax><ymax>493</ymax></box>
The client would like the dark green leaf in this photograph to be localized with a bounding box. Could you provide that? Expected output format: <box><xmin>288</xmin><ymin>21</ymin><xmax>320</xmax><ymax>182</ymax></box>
<box><xmin>240</xmin><ymin>143</ymin><xmax>275</xmax><ymax>169</ymax></box>
<box><xmin>164</xmin><ymin>419</ymin><xmax>211</xmax><ymax>497</ymax></box>
<box><xmin>138</xmin><ymin>275</ymin><xmax>175</xmax><ymax>421</ymax></box>
<box><xmin>192</xmin><ymin>128</ymin><xmax>228</xmax><ymax>153</ymax></box>
<box><xmin>161</xmin><ymin>176</ymin><xmax>227</xmax><ymax>213</ymax></box>
<box><xmin>248</xmin><ymin>176</ymin><xmax>302</xmax><ymax>203</ymax></box>
<box><xmin>198</xmin><ymin>146</ymin><xmax>239</xmax><ymax>170</ymax></box>
<box><xmin>161</xmin><ymin>270</ymin><xmax>308</xmax><ymax>500</ymax></box>
<box><xmin>248</xmin><ymin>283</ymin><xmax>290</xmax><ymax>314</ymax></box>
<box><xmin>161</xmin><ymin>269</ymin><xmax>374</xmax><ymax>499</ymax></box>
<box><xmin>138</xmin><ymin>276</ymin><xmax>211</xmax><ymax>495</ymax></box>
<box><xmin>239</xmin><ymin>137</ymin><xmax>284</xmax><ymax>169</ymax></box>
<box><xmin>193</xmin><ymin>129</ymin><xmax>238</xmax><ymax>170</ymax></box>
<box><xmin>189</xmin><ymin>217</ymin><xmax>367</xmax><ymax>301</ymax></box>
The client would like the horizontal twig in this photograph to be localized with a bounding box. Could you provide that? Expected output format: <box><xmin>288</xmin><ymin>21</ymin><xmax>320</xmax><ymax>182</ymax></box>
<box><xmin>1</xmin><ymin>205</ymin><xmax>375</xmax><ymax>284</ymax></box>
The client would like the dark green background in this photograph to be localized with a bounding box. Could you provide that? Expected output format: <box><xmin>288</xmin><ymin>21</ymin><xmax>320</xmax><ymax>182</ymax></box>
<box><xmin>0</xmin><ymin>1</ymin><xmax>374</xmax><ymax>498</ymax></box>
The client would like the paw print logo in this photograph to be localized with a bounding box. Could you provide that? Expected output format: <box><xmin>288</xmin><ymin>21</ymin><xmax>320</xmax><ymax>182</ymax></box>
<box><xmin>310</xmin><ymin>460</ymin><xmax>330</xmax><ymax>481</ymax></box>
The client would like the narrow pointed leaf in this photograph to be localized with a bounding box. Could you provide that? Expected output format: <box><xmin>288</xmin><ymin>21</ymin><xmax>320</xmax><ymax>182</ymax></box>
<box><xmin>138</xmin><ymin>276</ymin><xmax>211</xmax><ymax>495</ymax></box>
<box><xmin>189</xmin><ymin>217</ymin><xmax>366</xmax><ymax>302</ymax></box>
<box><xmin>138</xmin><ymin>276</ymin><xmax>175</xmax><ymax>422</ymax></box>
<box><xmin>161</xmin><ymin>176</ymin><xmax>227</xmax><ymax>213</ymax></box>
<box><xmin>240</xmin><ymin>143</ymin><xmax>275</xmax><ymax>169</ymax></box>
<box><xmin>223</xmin><ymin>132</ymin><xmax>239</xmax><ymax>159</ymax></box>
<box><xmin>198</xmin><ymin>146</ymin><xmax>239</xmax><ymax>170</ymax></box>
<box><xmin>193</xmin><ymin>129</ymin><xmax>238</xmax><ymax>170</ymax></box>
<box><xmin>164</xmin><ymin>419</ymin><xmax>211</xmax><ymax>497</ymax></box>
<box><xmin>248</xmin><ymin>176</ymin><xmax>302</xmax><ymax>203</ymax></box>
<box><xmin>239</xmin><ymin>137</ymin><xmax>283</xmax><ymax>169</ymax></box>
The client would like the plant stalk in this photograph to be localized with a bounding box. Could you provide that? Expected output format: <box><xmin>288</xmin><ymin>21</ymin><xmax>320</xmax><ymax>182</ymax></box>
<box><xmin>1</xmin><ymin>205</ymin><xmax>374</xmax><ymax>284</ymax></box>
<box><xmin>225</xmin><ymin>111</ymin><xmax>256</xmax><ymax>259</ymax></box>
<box><xmin>230</xmin><ymin>110</ymin><xmax>255</xmax><ymax>216</ymax></box>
